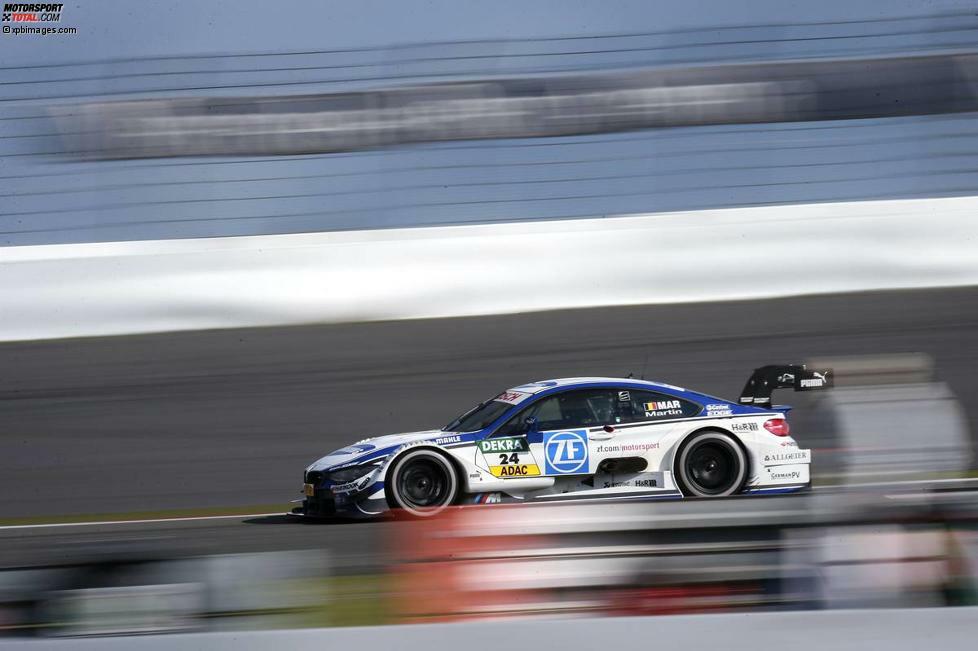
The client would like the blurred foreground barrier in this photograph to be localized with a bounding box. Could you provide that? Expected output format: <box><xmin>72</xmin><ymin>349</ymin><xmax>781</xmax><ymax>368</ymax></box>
<box><xmin>2</xmin><ymin>195</ymin><xmax>978</xmax><ymax>341</ymax></box>
<box><xmin>1</xmin><ymin>607</ymin><xmax>976</xmax><ymax>650</ymax></box>
<box><xmin>3</xmin><ymin>489</ymin><xmax>978</xmax><ymax>637</ymax></box>
<box><xmin>0</xmin><ymin>550</ymin><xmax>330</xmax><ymax>637</ymax></box>
<box><xmin>390</xmin><ymin>491</ymin><xmax>978</xmax><ymax>620</ymax></box>
<box><xmin>808</xmin><ymin>354</ymin><xmax>972</xmax><ymax>481</ymax></box>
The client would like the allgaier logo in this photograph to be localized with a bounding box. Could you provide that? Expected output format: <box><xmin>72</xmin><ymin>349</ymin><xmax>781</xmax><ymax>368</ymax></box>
<box><xmin>2</xmin><ymin>3</ymin><xmax>63</xmax><ymax>22</ymax></box>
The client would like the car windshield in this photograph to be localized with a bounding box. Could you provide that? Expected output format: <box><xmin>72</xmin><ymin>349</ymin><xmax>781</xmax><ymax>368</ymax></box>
<box><xmin>443</xmin><ymin>399</ymin><xmax>514</xmax><ymax>432</ymax></box>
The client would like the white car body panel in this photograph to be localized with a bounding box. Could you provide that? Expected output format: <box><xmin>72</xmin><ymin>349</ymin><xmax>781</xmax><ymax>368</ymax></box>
<box><xmin>296</xmin><ymin>375</ymin><xmax>817</xmax><ymax>518</ymax></box>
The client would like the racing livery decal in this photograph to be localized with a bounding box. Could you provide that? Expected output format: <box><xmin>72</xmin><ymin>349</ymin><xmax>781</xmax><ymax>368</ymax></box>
<box><xmin>478</xmin><ymin>437</ymin><xmax>541</xmax><ymax>477</ymax></box>
<box><xmin>494</xmin><ymin>390</ymin><xmax>532</xmax><ymax>405</ymax></box>
<box><xmin>730</xmin><ymin>422</ymin><xmax>759</xmax><ymax>432</ymax></box>
<box><xmin>760</xmin><ymin>464</ymin><xmax>810</xmax><ymax>484</ymax></box>
<box><xmin>643</xmin><ymin>400</ymin><xmax>684</xmax><ymax>417</ymax></box>
<box><xmin>763</xmin><ymin>450</ymin><xmax>812</xmax><ymax>465</ymax></box>
<box><xmin>594</xmin><ymin>471</ymin><xmax>664</xmax><ymax>489</ymax></box>
<box><xmin>490</xmin><ymin>461</ymin><xmax>541</xmax><ymax>477</ymax></box>
<box><xmin>478</xmin><ymin>437</ymin><xmax>530</xmax><ymax>453</ymax></box>
<box><xmin>333</xmin><ymin>443</ymin><xmax>377</xmax><ymax>455</ymax></box>
<box><xmin>544</xmin><ymin>429</ymin><xmax>590</xmax><ymax>475</ymax></box>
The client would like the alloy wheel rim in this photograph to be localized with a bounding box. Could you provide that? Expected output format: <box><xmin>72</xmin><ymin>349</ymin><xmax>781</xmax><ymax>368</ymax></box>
<box><xmin>685</xmin><ymin>441</ymin><xmax>737</xmax><ymax>494</ymax></box>
<box><xmin>398</xmin><ymin>458</ymin><xmax>450</xmax><ymax>509</ymax></box>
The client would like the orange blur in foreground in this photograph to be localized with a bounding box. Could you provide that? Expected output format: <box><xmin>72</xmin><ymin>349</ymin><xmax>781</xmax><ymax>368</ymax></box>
<box><xmin>390</xmin><ymin>497</ymin><xmax>978</xmax><ymax>622</ymax></box>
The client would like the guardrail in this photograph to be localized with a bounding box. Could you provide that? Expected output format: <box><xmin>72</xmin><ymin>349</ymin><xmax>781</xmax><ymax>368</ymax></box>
<box><xmin>390</xmin><ymin>487</ymin><xmax>978</xmax><ymax>620</ymax></box>
<box><xmin>3</xmin><ymin>482</ymin><xmax>977</xmax><ymax>637</ymax></box>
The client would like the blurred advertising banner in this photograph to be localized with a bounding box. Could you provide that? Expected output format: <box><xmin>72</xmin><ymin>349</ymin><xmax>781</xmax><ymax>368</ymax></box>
<box><xmin>53</xmin><ymin>53</ymin><xmax>977</xmax><ymax>159</ymax></box>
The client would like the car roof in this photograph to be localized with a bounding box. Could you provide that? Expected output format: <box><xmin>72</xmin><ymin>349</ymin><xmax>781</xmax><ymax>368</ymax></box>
<box><xmin>509</xmin><ymin>377</ymin><xmax>687</xmax><ymax>394</ymax></box>
<box><xmin>506</xmin><ymin>376</ymin><xmax>761</xmax><ymax>411</ymax></box>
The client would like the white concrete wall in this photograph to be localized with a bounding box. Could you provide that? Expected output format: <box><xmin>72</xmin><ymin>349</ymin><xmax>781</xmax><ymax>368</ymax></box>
<box><xmin>1</xmin><ymin>196</ymin><xmax>976</xmax><ymax>341</ymax></box>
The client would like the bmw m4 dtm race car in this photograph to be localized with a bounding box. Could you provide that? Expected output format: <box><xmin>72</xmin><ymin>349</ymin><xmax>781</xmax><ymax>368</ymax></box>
<box><xmin>293</xmin><ymin>364</ymin><xmax>832</xmax><ymax>519</ymax></box>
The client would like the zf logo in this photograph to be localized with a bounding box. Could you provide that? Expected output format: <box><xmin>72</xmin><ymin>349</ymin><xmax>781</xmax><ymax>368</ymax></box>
<box><xmin>544</xmin><ymin>430</ymin><xmax>589</xmax><ymax>474</ymax></box>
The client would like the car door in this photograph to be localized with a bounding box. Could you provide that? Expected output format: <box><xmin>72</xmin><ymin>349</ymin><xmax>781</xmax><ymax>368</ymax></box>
<box><xmin>527</xmin><ymin>387</ymin><xmax>703</xmax><ymax>479</ymax></box>
<box><xmin>488</xmin><ymin>388</ymin><xmax>620</xmax><ymax>479</ymax></box>
<box><xmin>477</xmin><ymin>388</ymin><xmax>616</xmax><ymax>480</ymax></box>
<box><xmin>587</xmin><ymin>389</ymin><xmax>703</xmax><ymax>484</ymax></box>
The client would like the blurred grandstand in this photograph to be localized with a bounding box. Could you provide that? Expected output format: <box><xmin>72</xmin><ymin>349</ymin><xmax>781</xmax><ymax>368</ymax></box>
<box><xmin>3</xmin><ymin>9</ymin><xmax>978</xmax><ymax>244</ymax></box>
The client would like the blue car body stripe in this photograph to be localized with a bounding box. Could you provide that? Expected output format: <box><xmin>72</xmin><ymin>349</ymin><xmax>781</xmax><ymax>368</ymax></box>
<box><xmin>744</xmin><ymin>485</ymin><xmax>808</xmax><ymax>494</ymax></box>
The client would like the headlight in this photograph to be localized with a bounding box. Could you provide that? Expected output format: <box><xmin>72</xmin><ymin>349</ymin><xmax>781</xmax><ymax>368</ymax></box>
<box><xmin>328</xmin><ymin>464</ymin><xmax>379</xmax><ymax>483</ymax></box>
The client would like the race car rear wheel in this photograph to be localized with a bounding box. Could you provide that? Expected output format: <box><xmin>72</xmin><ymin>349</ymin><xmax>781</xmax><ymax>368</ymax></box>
<box><xmin>386</xmin><ymin>449</ymin><xmax>459</xmax><ymax>517</ymax></box>
<box><xmin>674</xmin><ymin>430</ymin><xmax>747</xmax><ymax>498</ymax></box>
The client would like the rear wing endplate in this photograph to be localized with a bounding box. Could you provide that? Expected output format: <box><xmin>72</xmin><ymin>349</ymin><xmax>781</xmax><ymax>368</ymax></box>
<box><xmin>739</xmin><ymin>364</ymin><xmax>833</xmax><ymax>408</ymax></box>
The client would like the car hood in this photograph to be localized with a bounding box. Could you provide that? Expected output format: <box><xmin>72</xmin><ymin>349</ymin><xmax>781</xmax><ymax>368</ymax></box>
<box><xmin>306</xmin><ymin>429</ymin><xmax>452</xmax><ymax>471</ymax></box>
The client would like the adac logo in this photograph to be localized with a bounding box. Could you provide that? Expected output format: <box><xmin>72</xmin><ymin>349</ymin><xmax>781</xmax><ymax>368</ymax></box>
<box><xmin>544</xmin><ymin>429</ymin><xmax>589</xmax><ymax>475</ymax></box>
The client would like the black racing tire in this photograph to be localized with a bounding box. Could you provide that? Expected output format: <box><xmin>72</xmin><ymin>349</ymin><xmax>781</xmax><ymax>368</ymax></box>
<box><xmin>674</xmin><ymin>430</ymin><xmax>748</xmax><ymax>498</ymax></box>
<box><xmin>385</xmin><ymin>449</ymin><xmax>460</xmax><ymax>517</ymax></box>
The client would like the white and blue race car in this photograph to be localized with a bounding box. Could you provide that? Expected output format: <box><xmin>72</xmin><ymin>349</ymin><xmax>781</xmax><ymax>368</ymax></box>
<box><xmin>294</xmin><ymin>365</ymin><xmax>831</xmax><ymax>519</ymax></box>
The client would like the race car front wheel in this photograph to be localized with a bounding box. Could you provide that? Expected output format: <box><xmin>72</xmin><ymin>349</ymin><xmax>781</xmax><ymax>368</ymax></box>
<box><xmin>675</xmin><ymin>430</ymin><xmax>747</xmax><ymax>498</ymax></box>
<box><xmin>386</xmin><ymin>449</ymin><xmax>459</xmax><ymax>517</ymax></box>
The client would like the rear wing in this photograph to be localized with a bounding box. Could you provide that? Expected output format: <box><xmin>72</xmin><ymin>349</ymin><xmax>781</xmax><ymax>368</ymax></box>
<box><xmin>739</xmin><ymin>364</ymin><xmax>833</xmax><ymax>408</ymax></box>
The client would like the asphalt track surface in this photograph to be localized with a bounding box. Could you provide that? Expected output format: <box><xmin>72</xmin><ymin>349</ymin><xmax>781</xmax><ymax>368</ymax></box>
<box><xmin>0</xmin><ymin>513</ymin><xmax>392</xmax><ymax>569</ymax></box>
<box><xmin>2</xmin><ymin>286</ymin><xmax>978</xmax><ymax>565</ymax></box>
<box><xmin>0</xmin><ymin>492</ymin><xmax>839</xmax><ymax>569</ymax></box>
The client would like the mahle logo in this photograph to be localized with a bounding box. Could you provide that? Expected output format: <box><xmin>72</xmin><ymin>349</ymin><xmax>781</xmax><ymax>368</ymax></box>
<box><xmin>478</xmin><ymin>437</ymin><xmax>529</xmax><ymax>453</ymax></box>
